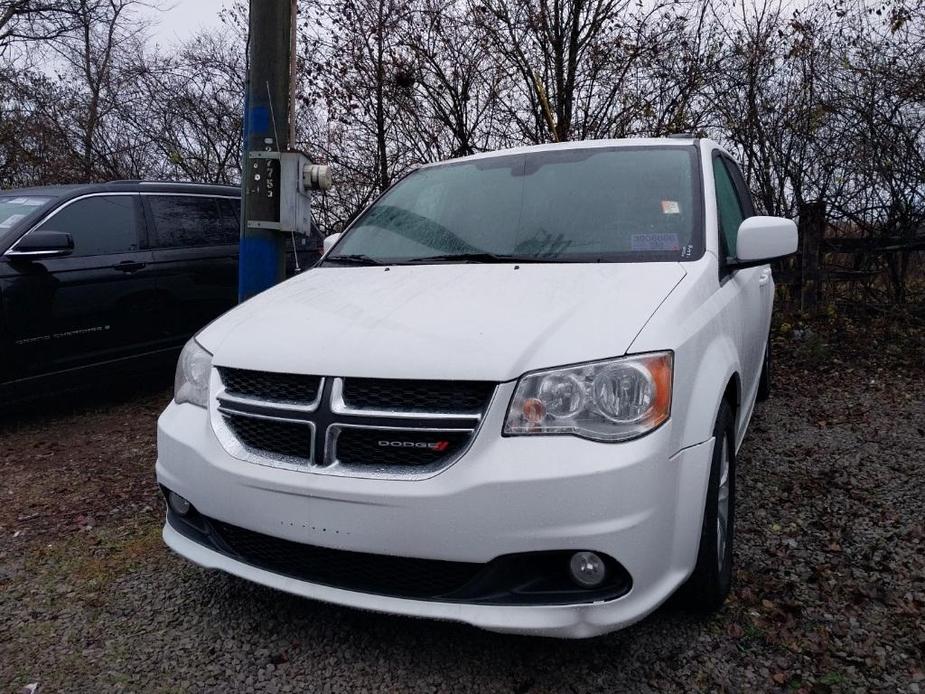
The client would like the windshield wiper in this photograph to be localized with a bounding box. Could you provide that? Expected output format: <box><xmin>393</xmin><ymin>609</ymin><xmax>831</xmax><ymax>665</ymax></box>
<box><xmin>323</xmin><ymin>253</ymin><xmax>386</xmax><ymax>266</ymax></box>
<box><xmin>404</xmin><ymin>252</ymin><xmax>560</xmax><ymax>264</ymax></box>
<box><xmin>326</xmin><ymin>251</ymin><xmax>566</xmax><ymax>266</ymax></box>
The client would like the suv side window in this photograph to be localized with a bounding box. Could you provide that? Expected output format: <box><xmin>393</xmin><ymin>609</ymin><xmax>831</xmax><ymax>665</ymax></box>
<box><xmin>148</xmin><ymin>195</ymin><xmax>235</xmax><ymax>248</ymax></box>
<box><xmin>35</xmin><ymin>195</ymin><xmax>140</xmax><ymax>256</ymax></box>
<box><xmin>218</xmin><ymin>198</ymin><xmax>241</xmax><ymax>243</ymax></box>
<box><xmin>712</xmin><ymin>156</ymin><xmax>744</xmax><ymax>258</ymax></box>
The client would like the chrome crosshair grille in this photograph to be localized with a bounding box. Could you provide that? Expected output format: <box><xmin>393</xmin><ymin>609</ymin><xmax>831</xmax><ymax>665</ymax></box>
<box><xmin>211</xmin><ymin>368</ymin><xmax>496</xmax><ymax>478</ymax></box>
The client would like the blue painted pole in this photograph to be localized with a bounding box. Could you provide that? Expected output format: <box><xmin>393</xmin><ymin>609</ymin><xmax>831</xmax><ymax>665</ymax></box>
<box><xmin>238</xmin><ymin>0</ymin><xmax>293</xmax><ymax>302</ymax></box>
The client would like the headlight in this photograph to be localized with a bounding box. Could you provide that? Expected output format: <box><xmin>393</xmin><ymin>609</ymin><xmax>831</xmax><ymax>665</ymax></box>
<box><xmin>503</xmin><ymin>352</ymin><xmax>673</xmax><ymax>442</ymax></box>
<box><xmin>174</xmin><ymin>338</ymin><xmax>213</xmax><ymax>408</ymax></box>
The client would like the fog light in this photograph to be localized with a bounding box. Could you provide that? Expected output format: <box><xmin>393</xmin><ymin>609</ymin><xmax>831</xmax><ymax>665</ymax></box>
<box><xmin>168</xmin><ymin>491</ymin><xmax>191</xmax><ymax>516</ymax></box>
<box><xmin>569</xmin><ymin>551</ymin><xmax>606</xmax><ymax>588</ymax></box>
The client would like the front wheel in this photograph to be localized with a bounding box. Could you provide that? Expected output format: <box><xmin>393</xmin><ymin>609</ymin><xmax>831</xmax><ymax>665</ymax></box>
<box><xmin>679</xmin><ymin>399</ymin><xmax>736</xmax><ymax>611</ymax></box>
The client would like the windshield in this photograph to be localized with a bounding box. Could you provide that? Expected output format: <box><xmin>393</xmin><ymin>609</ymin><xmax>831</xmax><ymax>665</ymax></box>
<box><xmin>328</xmin><ymin>146</ymin><xmax>702</xmax><ymax>265</ymax></box>
<box><xmin>0</xmin><ymin>195</ymin><xmax>54</xmax><ymax>236</ymax></box>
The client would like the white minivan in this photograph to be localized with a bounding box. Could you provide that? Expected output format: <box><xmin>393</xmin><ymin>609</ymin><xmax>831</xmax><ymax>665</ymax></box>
<box><xmin>158</xmin><ymin>137</ymin><xmax>797</xmax><ymax>638</ymax></box>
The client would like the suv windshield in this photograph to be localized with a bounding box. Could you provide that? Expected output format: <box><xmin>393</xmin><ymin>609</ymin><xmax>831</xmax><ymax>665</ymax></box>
<box><xmin>327</xmin><ymin>146</ymin><xmax>702</xmax><ymax>265</ymax></box>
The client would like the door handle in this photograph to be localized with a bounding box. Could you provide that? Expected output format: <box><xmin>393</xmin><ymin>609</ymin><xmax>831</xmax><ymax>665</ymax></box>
<box><xmin>113</xmin><ymin>260</ymin><xmax>146</xmax><ymax>273</ymax></box>
<box><xmin>758</xmin><ymin>270</ymin><xmax>771</xmax><ymax>287</ymax></box>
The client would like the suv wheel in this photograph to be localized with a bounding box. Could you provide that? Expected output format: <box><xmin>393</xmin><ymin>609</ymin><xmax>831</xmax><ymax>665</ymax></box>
<box><xmin>756</xmin><ymin>335</ymin><xmax>771</xmax><ymax>401</ymax></box>
<box><xmin>680</xmin><ymin>399</ymin><xmax>735</xmax><ymax>611</ymax></box>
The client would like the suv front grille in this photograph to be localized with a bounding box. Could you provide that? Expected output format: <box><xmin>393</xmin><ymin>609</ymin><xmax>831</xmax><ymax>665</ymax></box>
<box><xmin>212</xmin><ymin>372</ymin><xmax>494</xmax><ymax>477</ymax></box>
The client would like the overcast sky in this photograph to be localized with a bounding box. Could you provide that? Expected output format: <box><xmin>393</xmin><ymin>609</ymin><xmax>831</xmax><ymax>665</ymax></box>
<box><xmin>146</xmin><ymin>0</ymin><xmax>231</xmax><ymax>47</ymax></box>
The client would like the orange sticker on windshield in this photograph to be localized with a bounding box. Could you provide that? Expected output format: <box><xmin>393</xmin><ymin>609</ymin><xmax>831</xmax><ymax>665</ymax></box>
<box><xmin>661</xmin><ymin>200</ymin><xmax>680</xmax><ymax>214</ymax></box>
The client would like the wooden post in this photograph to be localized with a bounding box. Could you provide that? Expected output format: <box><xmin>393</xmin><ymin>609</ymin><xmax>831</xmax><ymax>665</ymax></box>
<box><xmin>799</xmin><ymin>200</ymin><xmax>825</xmax><ymax>314</ymax></box>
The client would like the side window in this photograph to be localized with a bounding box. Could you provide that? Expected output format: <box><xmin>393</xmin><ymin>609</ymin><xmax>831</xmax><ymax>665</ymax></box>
<box><xmin>724</xmin><ymin>160</ymin><xmax>755</xmax><ymax>218</ymax></box>
<box><xmin>218</xmin><ymin>198</ymin><xmax>240</xmax><ymax>244</ymax></box>
<box><xmin>148</xmin><ymin>195</ymin><xmax>231</xmax><ymax>248</ymax></box>
<box><xmin>712</xmin><ymin>157</ymin><xmax>744</xmax><ymax>258</ymax></box>
<box><xmin>36</xmin><ymin>195</ymin><xmax>140</xmax><ymax>256</ymax></box>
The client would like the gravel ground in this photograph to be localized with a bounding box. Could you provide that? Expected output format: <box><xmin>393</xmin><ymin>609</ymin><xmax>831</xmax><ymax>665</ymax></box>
<box><xmin>1</xmin><ymin>332</ymin><xmax>923</xmax><ymax>693</ymax></box>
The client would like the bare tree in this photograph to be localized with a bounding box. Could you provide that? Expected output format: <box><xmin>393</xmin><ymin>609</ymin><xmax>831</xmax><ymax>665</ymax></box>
<box><xmin>132</xmin><ymin>29</ymin><xmax>245</xmax><ymax>183</ymax></box>
<box><xmin>300</xmin><ymin>0</ymin><xmax>413</xmax><ymax>193</ymax></box>
<box><xmin>822</xmin><ymin>4</ymin><xmax>925</xmax><ymax>304</ymax></box>
<box><xmin>37</xmin><ymin>0</ymin><xmax>156</xmax><ymax>179</ymax></box>
<box><xmin>0</xmin><ymin>0</ymin><xmax>80</xmax><ymax>53</ymax></box>
<box><xmin>396</xmin><ymin>0</ymin><xmax>505</xmax><ymax>159</ymax></box>
<box><xmin>1</xmin><ymin>0</ymin><xmax>156</xmax><ymax>184</ymax></box>
<box><xmin>469</xmin><ymin>0</ymin><xmax>669</xmax><ymax>142</ymax></box>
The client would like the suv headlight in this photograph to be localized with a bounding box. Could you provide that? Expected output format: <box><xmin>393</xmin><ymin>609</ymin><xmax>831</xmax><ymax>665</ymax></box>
<box><xmin>174</xmin><ymin>338</ymin><xmax>213</xmax><ymax>408</ymax></box>
<box><xmin>503</xmin><ymin>352</ymin><xmax>673</xmax><ymax>442</ymax></box>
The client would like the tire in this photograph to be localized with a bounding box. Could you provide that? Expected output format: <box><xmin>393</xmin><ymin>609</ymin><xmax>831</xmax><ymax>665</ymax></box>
<box><xmin>756</xmin><ymin>335</ymin><xmax>771</xmax><ymax>402</ymax></box>
<box><xmin>679</xmin><ymin>399</ymin><xmax>736</xmax><ymax>612</ymax></box>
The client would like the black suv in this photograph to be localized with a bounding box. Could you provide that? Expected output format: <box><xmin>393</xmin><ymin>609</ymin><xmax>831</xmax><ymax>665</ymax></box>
<box><xmin>0</xmin><ymin>181</ymin><xmax>321</xmax><ymax>400</ymax></box>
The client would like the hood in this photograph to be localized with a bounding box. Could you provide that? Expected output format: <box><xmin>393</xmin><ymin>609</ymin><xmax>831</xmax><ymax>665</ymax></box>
<box><xmin>200</xmin><ymin>263</ymin><xmax>686</xmax><ymax>382</ymax></box>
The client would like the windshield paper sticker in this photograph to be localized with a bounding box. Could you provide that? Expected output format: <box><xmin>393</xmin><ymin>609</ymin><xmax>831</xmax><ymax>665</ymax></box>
<box><xmin>6</xmin><ymin>197</ymin><xmax>45</xmax><ymax>207</ymax></box>
<box><xmin>0</xmin><ymin>214</ymin><xmax>26</xmax><ymax>228</ymax></box>
<box><xmin>631</xmin><ymin>233</ymin><xmax>680</xmax><ymax>252</ymax></box>
<box><xmin>661</xmin><ymin>200</ymin><xmax>680</xmax><ymax>214</ymax></box>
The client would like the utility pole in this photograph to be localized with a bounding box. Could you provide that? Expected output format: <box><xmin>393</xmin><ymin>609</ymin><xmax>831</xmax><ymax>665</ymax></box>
<box><xmin>238</xmin><ymin>0</ymin><xmax>296</xmax><ymax>302</ymax></box>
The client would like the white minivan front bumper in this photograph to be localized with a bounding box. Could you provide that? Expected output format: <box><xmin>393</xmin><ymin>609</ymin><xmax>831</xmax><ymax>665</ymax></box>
<box><xmin>156</xmin><ymin>397</ymin><xmax>714</xmax><ymax>639</ymax></box>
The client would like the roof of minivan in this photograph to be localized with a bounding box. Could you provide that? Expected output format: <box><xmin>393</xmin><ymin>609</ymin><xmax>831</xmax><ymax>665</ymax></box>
<box><xmin>422</xmin><ymin>137</ymin><xmax>703</xmax><ymax>168</ymax></box>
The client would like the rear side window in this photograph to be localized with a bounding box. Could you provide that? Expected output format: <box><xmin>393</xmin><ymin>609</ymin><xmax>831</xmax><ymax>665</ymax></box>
<box><xmin>712</xmin><ymin>158</ymin><xmax>744</xmax><ymax>257</ymax></box>
<box><xmin>218</xmin><ymin>198</ymin><xmax>240</xmax><ymax>243</ymax></box>
<box><xmin>36</xmin><ymin>195</ymin><xmax>140</xmax><ymax>256</ymax></box>
<box><xmin>148</xmin><ymin>195</ymin><xmax>236</xmax><ymax>248</ymax></box>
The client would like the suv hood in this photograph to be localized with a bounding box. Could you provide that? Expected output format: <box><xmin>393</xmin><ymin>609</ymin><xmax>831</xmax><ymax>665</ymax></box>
<box><xmin>200</xmin><ymin>263</ymin><xmax>686</xmax><ymax>382</ymax></box>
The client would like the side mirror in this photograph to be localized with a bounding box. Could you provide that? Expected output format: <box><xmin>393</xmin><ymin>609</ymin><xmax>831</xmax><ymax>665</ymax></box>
<box><xmin>7</xmin><ymin>230</ymin><xmax>75</xmax><ymax>258</ymax></box>
<box><xmin>731</xmin><ymin>217</ymin><xmax>798</xmax><ymax>268</ymax></box>
<box><xmin>322</xmin><ymin>232</ymin><xmax>343</xmax><ymax>256</ymax></box>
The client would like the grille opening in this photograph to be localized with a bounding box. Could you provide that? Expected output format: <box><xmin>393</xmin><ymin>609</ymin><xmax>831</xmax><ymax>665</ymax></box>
<box><xmin>341</xmin><ymin>378</ymin><xmax>494</xmax><ymax>413</ymax></box>
<box><xmin>214</xmin><ymin>520</ymin><xmax>481</xmax><ymax>598</ymax></box>
<box><xmin>219</xmin><ymin>367</ymin><xmax>321</xmax><ymax>404</ymax></box>
<box><xmin>223</xmin><ymin>413</ymin><xmax>312</xmax><ymax>461</ymax></box>
<box><xmin>212</xmin><ymin>369</ymin><xmax>497</xmax><ymax>474</ymax></box>
<box><xmin>168</xmin><ymin>510</ymin><xmax>634</xmax><ymax>605</ymax></box>
<box><xmin>335</xmin><ymin>428</ymin><xmax>470</xmax><ymax>467</ymax></box>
